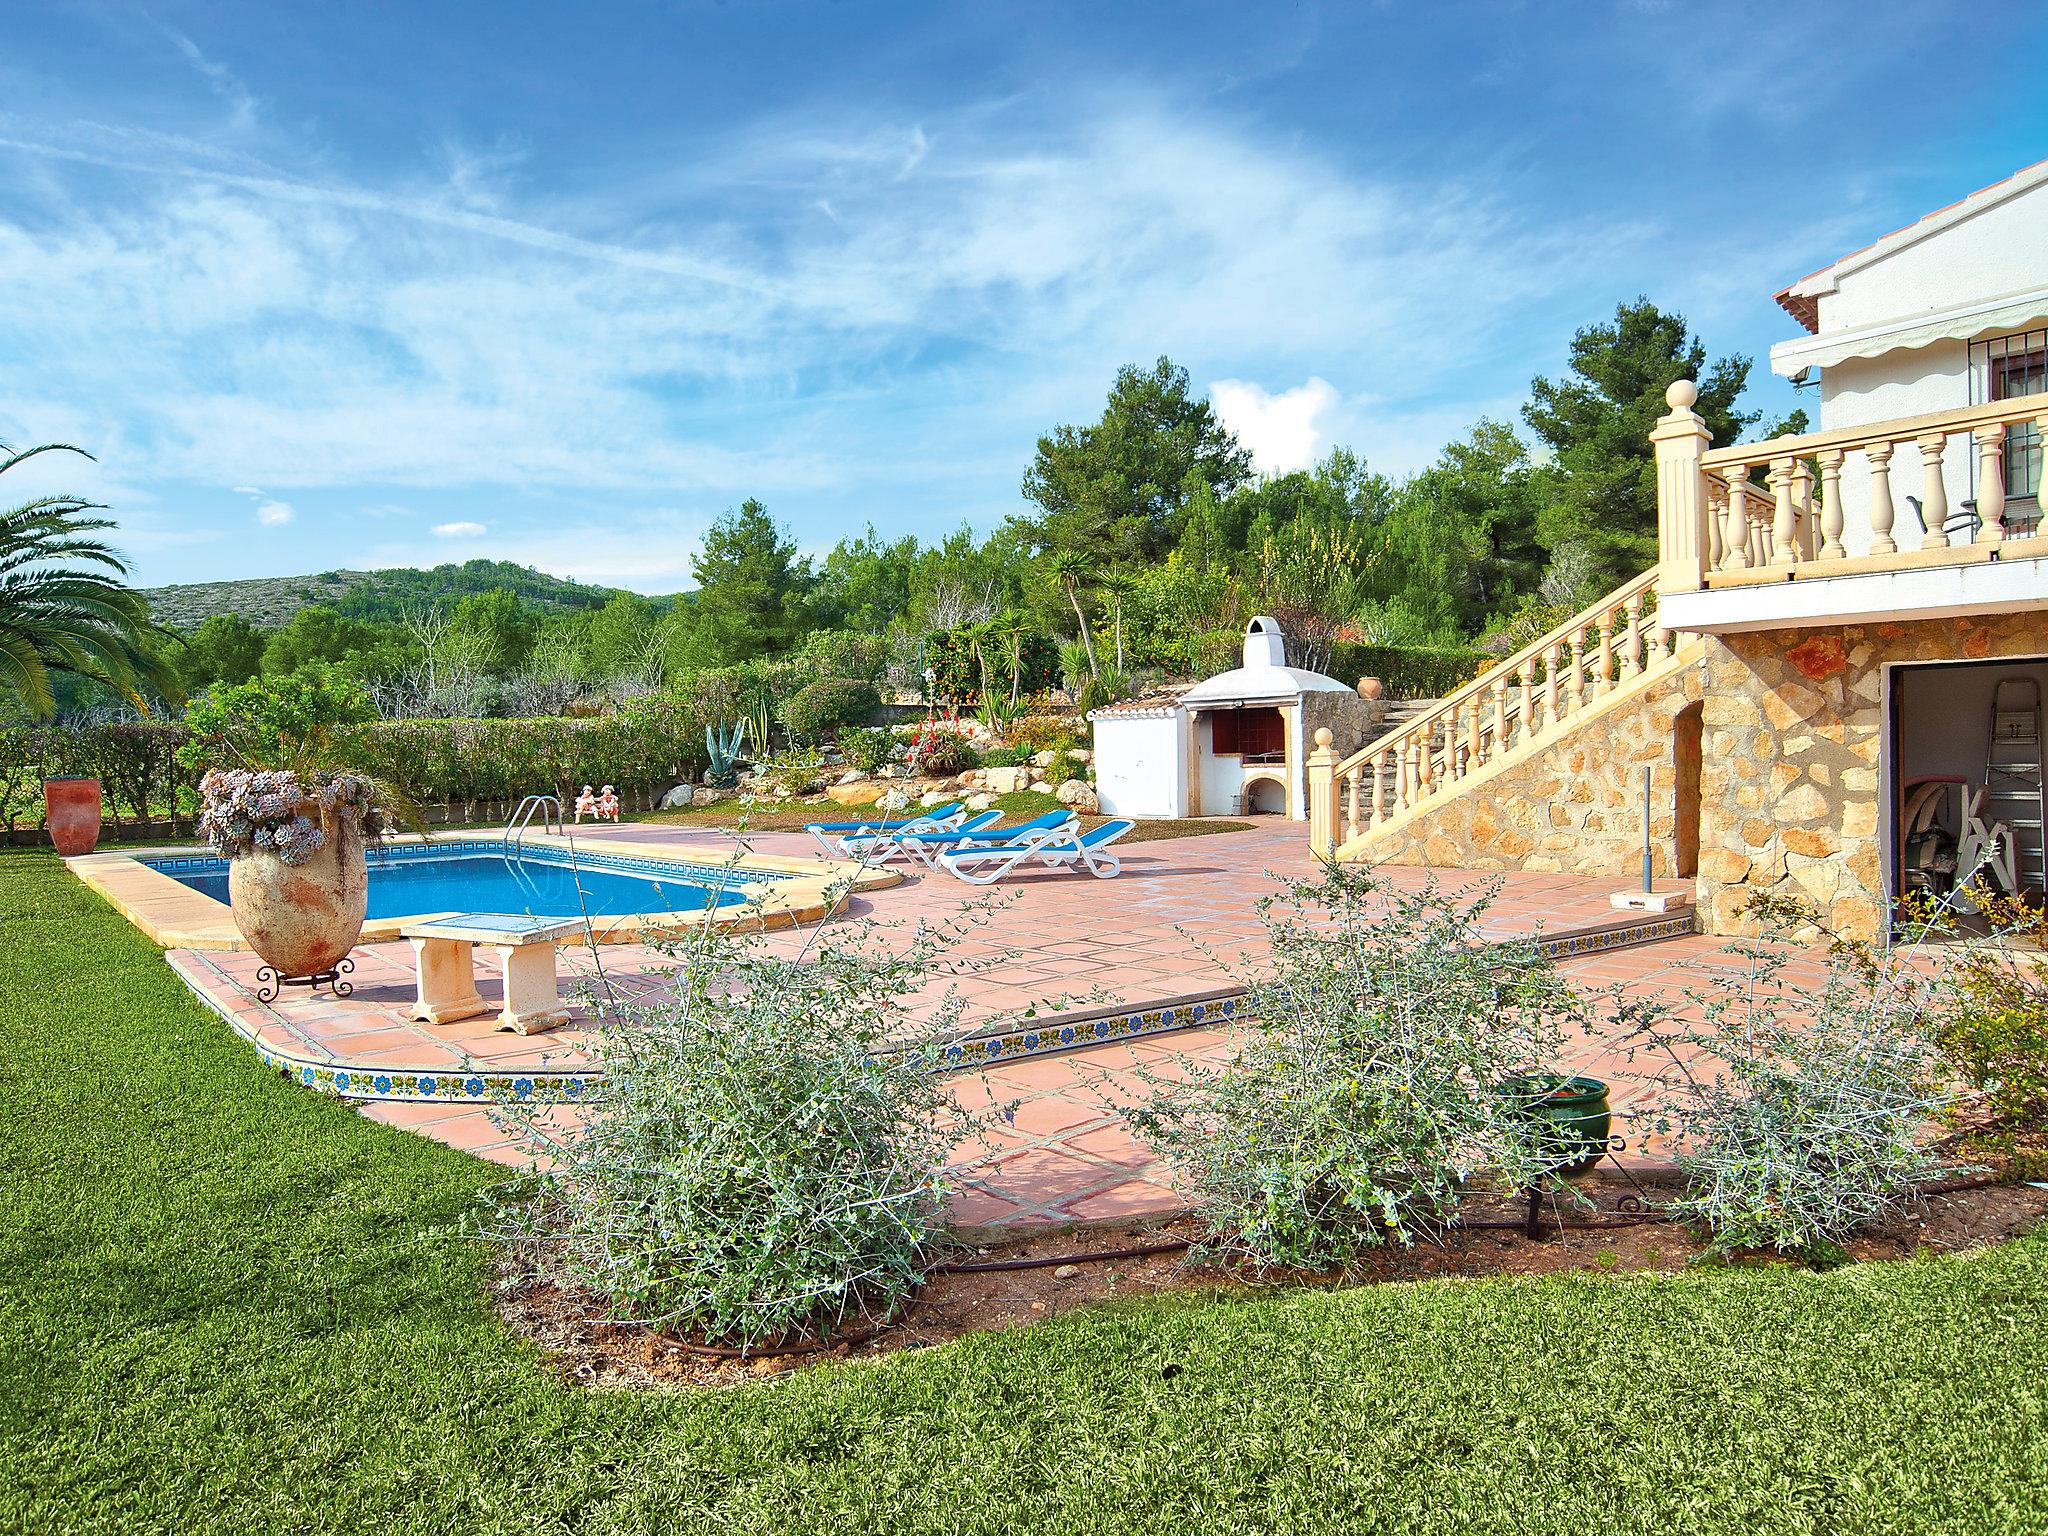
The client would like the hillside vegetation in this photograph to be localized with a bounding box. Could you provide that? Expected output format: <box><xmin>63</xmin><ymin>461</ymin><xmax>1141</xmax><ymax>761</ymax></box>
<box><xmin>143</xmin><ymin>560</ymin><xmax>665</xmax><ymax>629</ymax></box>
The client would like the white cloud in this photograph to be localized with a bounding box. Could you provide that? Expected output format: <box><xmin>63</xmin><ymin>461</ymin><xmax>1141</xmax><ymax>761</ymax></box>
<box><xmin>229</xmin><ymin>484</ymin><xmax>293</xmax><ymax>525</ymax></box>
<box><xmin>432</xmin><ymin>520</ymin><xmax>487</xmax><ymax>538</ymax></box>
<box><xmin>1209</xmin><ymin>377</ymin><xmax>1339</xmax><ymax>474</ymax></box>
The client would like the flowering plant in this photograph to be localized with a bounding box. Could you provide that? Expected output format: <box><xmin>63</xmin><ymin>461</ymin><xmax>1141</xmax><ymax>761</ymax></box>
<box><xmin>197</xmin><ymin>768</ymin><xmax>387</xmax><ymax>865</ymax></box>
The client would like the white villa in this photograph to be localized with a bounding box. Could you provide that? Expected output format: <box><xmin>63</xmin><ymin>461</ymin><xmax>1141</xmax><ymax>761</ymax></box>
<box><xmin>1304</xmin><ymin>159</ymin><xmax>2048</xmax><ymax>940</ymax></box>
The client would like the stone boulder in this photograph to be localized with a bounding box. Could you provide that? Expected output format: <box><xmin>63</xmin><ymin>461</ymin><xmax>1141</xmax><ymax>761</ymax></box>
<box><xmin>918</xmin><ymin>789</ymin><xmax>951</xmax><ymax>808</ymax></box>
<box><xmin>1031</xmin><ymin>749</ymin><xmax>1057</xmax><ymax>769</ymax></box>
<box><xmin>875</xmin><ymin>788</ymin><xmax>913</xmax><ymax>814</ymax></box>
<box><xmin>981</xmin><ymin>765</ymin><xmax>1034</xmax><ymax>794</ymax></box>
<box><xmin>826</xmin><ymin>780</ymin><xmax>893</xmax><ymax>808</ymax></box>
<box><xmin>965</xmin><ymin>791</ymin><xmax>997</xmax><ymax>812</ymax></box>
<box><xmin>1055</xmin><ymin>779</ymin><xmax>1099</xmax><ymax>813</ymax></box>
<box><xmin>836</xmin><ymin>769</ymin><xmax>866</xmax><ymax>786</ymax></box>
<box><xmin>657</xmin><ymin>784</ymin><xmax>694</xmax><ymax>810</ymax></box>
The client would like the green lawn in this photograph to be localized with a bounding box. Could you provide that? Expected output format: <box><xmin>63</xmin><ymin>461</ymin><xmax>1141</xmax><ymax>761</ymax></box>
<box><xmin>4</xmin><ymin>850</ymin><xmax>2048</xmax><ymax>1535</ymax></box>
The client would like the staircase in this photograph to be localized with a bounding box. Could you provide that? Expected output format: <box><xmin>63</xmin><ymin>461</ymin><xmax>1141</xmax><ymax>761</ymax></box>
<box><xmin>1310</xmin><ymin>569</ymin><xmax>1704</xmax><ymax>860</ymax></box>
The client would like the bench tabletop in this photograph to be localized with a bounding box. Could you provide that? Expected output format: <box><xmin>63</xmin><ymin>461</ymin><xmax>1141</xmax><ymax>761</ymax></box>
<box><xmin>400</xmin><ymin>914</ymin><xmax>584</xmax><ymax>945</ymax></box>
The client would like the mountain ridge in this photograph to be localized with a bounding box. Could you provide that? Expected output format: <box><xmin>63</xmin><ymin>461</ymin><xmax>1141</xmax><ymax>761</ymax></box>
<box><xmin>142</xmin><ymin>560</ymin><xmax>674</xmax><ymax>630</ymax></box>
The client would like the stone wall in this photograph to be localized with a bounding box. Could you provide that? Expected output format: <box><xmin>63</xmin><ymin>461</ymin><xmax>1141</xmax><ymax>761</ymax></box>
<box><xmin>1695</xmin><ymin>611</ymin><xmax>2048</xmax><ymax>941</ymax></box>
<box><xmin>1351</xmin><ymin>611</ymin><xmax>2048</xmax><ymax>942</ymax></box>
<box><xmin>1363</xmin><ymin>655</ymin><xmax>1707</xmax><ymax>878</ymax></box>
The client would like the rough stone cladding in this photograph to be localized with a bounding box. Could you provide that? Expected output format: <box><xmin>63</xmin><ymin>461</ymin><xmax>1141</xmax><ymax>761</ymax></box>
<box><xmin>1365</xmin><ymin>658</ymin><xmax>1707</xmax><ymax>880</ymax></box>
<box><xmin>1695</xmin><ymin>612</ymin><xmax>2048</xmax><ymax>942</ymax></box>
<box><xmin>1357</xmin><ymin>612</ymin><xmax>2048</xmax><ymax>941</ymax></box>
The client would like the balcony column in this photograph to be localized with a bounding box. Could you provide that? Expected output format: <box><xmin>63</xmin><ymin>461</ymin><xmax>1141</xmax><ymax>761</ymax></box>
<box><xmin>1768</xmin><ymin>456</ymin><xmax>1799</xmax><ymax>566</ymax></box>
<box><xmin>1917</xmin><ymin>433</ymin><xmax>1950</xmax><ymax>551</ymax></box>
<box><xmin>1652</xmin><ymin>379</ymin><xmax>1714</xmax><ymax>594</ymax></box>
<box><xmin>1866</xmin><ymin>441</ymin><xmax>1898</xmax><ymax>555</ymax></box>
<box><xmin>1817</xmin><ymin>448</ymin><xmax>1846</xmax><ymax>560</ymax></box>
<box><xmin>1974</xmin><ymin>425</ymin><xmax>2007</xmax><ymax>545</ymax></box>
<box><xmin>1721</xmin><ymin>467</ymin><xmax>1753</xmax><ymax>569</ymax></box>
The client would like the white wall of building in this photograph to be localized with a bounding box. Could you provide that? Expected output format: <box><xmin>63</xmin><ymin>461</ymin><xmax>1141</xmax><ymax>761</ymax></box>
<box><xmin>1817</xmin><ymin>190</ymin><xmax>2048</xmax><ymax>335</ymax></box>
<box><xmin>1091</xmin><ymin>711</ymin><xmax>1188</xmax><ymax>818</ymax></box>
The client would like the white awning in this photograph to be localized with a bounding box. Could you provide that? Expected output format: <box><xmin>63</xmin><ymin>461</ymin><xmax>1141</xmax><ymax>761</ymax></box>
<box><xmin>1771</xmin><ymin>286</ymin><xmax>2048</xmax><ymax>376</ymax></box>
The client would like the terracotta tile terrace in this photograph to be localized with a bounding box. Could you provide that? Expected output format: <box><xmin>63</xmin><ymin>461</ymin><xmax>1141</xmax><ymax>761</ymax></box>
<box><xmin>154</xmin><ymin>820</ymin><xmax>1777</xmax><ymax>1233</ymax></box>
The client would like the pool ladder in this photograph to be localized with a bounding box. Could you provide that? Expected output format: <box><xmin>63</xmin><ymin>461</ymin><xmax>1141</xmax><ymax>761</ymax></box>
<box><xmin>502</xmin><ymin>794</ymin><xmax>563</xmax><ymax>855</ymax></box>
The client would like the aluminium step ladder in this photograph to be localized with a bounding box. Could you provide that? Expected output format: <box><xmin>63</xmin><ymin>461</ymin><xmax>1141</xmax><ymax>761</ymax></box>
<box><xmin>1985</xmin><ymin>677</ymin><xmax>2046</xmax><ymax>897</ymax></box>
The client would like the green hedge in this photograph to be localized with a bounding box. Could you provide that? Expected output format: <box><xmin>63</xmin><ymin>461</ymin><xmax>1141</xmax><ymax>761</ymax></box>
<box><xmin>1</xmin><ymin>703</ymin><xmax>708</xmax><ymax>827</ymax></box>
<box><xmin>1330</xmin><ymin>643</ymin><xmax>1494</xmax><ymax>699</ymax></box>
<box><xmin>0</xmin><ymin>723</ymin><xmax>196</xmax><ymax>830</ymax></box>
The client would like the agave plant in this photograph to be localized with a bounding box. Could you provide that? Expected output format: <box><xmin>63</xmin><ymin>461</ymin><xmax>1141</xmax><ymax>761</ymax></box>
<box><xmin>0</xmin><ymin>442</ymin><xmax>178</xmax><ymax>718</ymax></box>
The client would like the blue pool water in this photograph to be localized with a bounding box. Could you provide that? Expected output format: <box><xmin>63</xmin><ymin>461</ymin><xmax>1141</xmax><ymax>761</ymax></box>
<box><xmin>145</xmin><ymin>841</ymin><xmax>776</xmax><ymax>921</ymax></box>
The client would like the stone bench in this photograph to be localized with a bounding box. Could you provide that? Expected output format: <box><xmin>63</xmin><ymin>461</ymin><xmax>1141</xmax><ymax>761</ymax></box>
<box><xmin>399</xmin><ymin>915</ymin><xmax>583</xmax><ymax>1034</ymax></box>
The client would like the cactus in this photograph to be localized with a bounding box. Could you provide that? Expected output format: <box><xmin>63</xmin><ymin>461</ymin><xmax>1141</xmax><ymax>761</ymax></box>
<box><xmin>705</xmin><ymin>719</ymin><xmax>749</xmax><ymax>788</ymax></box>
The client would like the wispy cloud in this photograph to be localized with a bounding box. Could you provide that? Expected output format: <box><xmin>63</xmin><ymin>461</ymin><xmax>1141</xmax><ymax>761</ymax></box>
<box><xmin>431</xmin><ymin>520</ymin><xmax>486</xmax><ymax>538</ymax></box>
<box><xmin>158</xmin><ymin>25</ymin><xmax>259</xmax><ymax>131</ymax></box>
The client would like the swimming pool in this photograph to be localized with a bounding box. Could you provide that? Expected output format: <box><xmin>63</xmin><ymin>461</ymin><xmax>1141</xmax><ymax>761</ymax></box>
<box><xmin>143</xmin><ymin>840</ymin><xmax>788</xmax><ymax>922</ymax></box>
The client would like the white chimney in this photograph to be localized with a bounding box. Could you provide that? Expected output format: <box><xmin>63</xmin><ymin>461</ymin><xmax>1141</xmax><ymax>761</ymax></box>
<box><xmin>1242</xmin><ymin>615</ymin><xmax>1287</xmax><ymax>669</ymax></box>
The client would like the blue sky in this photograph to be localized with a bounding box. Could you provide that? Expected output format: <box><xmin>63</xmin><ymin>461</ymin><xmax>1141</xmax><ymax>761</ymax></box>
<box><xmin>3</xmin><ymin>1</ymin><xmax>2044</xmax><ymax>594</ymax></box>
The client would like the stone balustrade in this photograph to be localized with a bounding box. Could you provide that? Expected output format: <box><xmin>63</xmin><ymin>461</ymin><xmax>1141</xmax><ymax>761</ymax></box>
<box><xmin>1308</xmin><ymin>568</ymin><xmax>1687</xmax><ymax>857</ymax></box>
<box><xmin>1654</xmin><ymin>380</ymin><xmax>2046</xmax><ymax>595</ymax></box>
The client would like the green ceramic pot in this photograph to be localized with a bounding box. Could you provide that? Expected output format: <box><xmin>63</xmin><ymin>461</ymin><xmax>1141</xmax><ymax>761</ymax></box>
<box><xmin>1496</xmin><ymin>1073</ymin><xmax>1612</xmax><ymax>1175</ymax></box>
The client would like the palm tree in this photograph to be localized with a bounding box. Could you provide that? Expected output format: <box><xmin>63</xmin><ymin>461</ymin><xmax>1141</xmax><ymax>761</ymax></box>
<box><xmin>0</xmin><ymin>442</ymin><xmax>178</xmax><ymax>718</ymax></box>
<box><xmin>1049</xmin><ymin>550</ymin><xmax>1101</xmax><ymax>680</ymax></box>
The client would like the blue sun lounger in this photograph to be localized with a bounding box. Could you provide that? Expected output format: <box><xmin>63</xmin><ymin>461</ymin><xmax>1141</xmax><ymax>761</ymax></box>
<box><xmin>868</xmin><ymin>809</ymin><xmax>1076</xmax><ymax>869</ymax></box>
<box><xmin>938</xmin><ymin>818</ymin><xmax>1135</xmax><ymax>884</ymax></box>
<box><xmin>804</xmin><ymin>801</ymin><xmax>970</xmax><ymax>858</ymax></box>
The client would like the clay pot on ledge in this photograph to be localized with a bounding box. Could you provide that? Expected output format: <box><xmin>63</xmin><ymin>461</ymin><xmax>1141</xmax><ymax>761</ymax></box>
<box><xmin>228</xmin><ymin>809</ymin><xmax>369</xmax><ymax>979</ymax></box>
<box><xmin>43</xmin><ymin>777</ymin><xmax>103</xmax><ymax>856</ymax></box>
<box><xmin>1357</xmin><ymin>676</ymin><xmax>1385</xmax><ymax>702</ymax></box>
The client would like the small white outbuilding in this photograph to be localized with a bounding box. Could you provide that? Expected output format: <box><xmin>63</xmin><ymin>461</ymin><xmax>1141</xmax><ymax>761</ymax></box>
<box><xmin>1088</xmin><ymin>616</ymin><xmax>1370</xmax><ymax>820</ymax></box>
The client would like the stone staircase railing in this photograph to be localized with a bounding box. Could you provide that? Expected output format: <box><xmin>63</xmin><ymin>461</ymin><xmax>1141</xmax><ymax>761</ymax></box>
<box><xmin>1308</xmin><ymin>568</ymin><xmax>1697</xmax><ymax>858</ymax></box>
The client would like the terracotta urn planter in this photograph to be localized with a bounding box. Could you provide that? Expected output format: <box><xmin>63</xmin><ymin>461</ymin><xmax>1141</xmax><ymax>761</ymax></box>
<box><xmin>1357</xmin><ymin>676</ymin><xmax>1385</xmax><ymax>702</ymax></box>
<box><xmin>43</xmin><ymin>777</ymin><xmax>103</xmax><ymax>856</ymax></box>
<box><xmin>227</xmin><ymin>810</ymin><xmax>369</xmax><ymax>979</ymax></box>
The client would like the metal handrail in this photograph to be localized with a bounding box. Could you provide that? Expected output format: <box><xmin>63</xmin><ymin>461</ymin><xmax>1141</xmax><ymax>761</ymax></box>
<box><xmin>502</xmin><ymin>793</ymin><xmax>562</xmax><ymax>855</ymax></box>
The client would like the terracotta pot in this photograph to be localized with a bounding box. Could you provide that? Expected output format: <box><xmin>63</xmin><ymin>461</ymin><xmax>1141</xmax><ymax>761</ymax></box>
<box><xmin>43</xmin><ymin>777</ymin><xmax>103</xmax><ymax>856</ymax></box>
<box><xmin>228</xmin><ymin>811</ymin><xmax>368</xmax><ymax>978</ymax></box>
<box><xmin>1357</xmin><ymin>676</ymin><xmax>1384</xmax><ymax>702</ymax></box>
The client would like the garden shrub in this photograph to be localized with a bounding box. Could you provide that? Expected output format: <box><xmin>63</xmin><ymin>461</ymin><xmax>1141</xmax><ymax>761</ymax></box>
<box><xmin>1618</xmin><ymin>897</ymin><xmax>1956</xmax><ymax>1261</ymax></box>
<box><xmin>1076</xmin><ymin>676</ymin><xmax>1112</xmax><ymax>712</ymax></box>
<box><xmin>978</xmin><ymin>745</ymin><xmax>1032</xmax><ymax>768</ymax></box>
<box><xmin>176</xmin><ymin>665</ymin><xmax>377</xmax><ymax>774</ymax></box>
<box><xmin>1045</xmin><ymin>749</ymin><xmax>1085</xmax><ymax>785</ymax></box>
<box><xmin>839</xmin><ymin>726</ymin><xmax>895</xmax><ymax>776</ymax></box>
<box><xmin>907</xmin><ymin>721</ymin><xmax>979</xmax><ymax>776</ymax></box>
<box><xmin>760</xmin><ymin>748</ymin><xmax>827</xmax><ymax>796</ymax></box>
<box><xmin>1920</xmin><ymin>889</ymin><xmax>2048</xmax><ymax>1131</ymax></box>
<box><xmin>1329</xmin><ymin>643</ymin><xmax>1493</xmax><ymax>699</ymax></box>
<box><xmin>1005</xmin><ymin>714</ymin><xmax>1084</xmax><ymax>754</ymax></box>
<box><xmin>487</xmin><ymin>906</ymin><xmax>970</xmax><ymax>1348</ymax></box>
<box><xmin>779</xmin><ymin>678</ymin><xmax>881</xmax><ymax>740</ymax></box>
<box><xmin>1125</xmin><ymin>864</ymin><xmax>1580</xmax><ymax>1270</ymax></box>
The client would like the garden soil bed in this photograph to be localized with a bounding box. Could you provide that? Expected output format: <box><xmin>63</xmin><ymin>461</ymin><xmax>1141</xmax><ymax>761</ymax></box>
<box><xmin>494</xmin><ymin>1177</ymin><xmax>2048</xmax><ymax>1392</ymax></box>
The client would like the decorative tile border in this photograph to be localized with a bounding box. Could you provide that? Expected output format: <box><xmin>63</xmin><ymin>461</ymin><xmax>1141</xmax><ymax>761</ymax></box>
<box><xmin>165</xmin><ymin>906</ymin><xmax>1700</xmax><ymax>1105</ymax></box>
<box><xmin>169</xmin><ymin>953</ymin><xmax>600</xmax><ymax>1107</ymax></box>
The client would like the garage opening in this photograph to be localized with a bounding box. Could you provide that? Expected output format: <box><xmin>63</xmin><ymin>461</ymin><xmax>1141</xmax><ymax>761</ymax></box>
<box><xmin>1892</xmin><ymin>655</ymin><xmax>2048</xmax><ymax>905</ymax></box>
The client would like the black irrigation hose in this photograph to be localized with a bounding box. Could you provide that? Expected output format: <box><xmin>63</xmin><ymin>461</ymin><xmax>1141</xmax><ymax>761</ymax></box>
<box><xmin>665</xmin><ymin>1175</ymin><xmax>2025</xmax><ymax>1358</ymax></box>
<box><xmin>933</xmin><ymin>1239</ymin><xmax>1193</xmax><ymax>1274</ymax></box>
